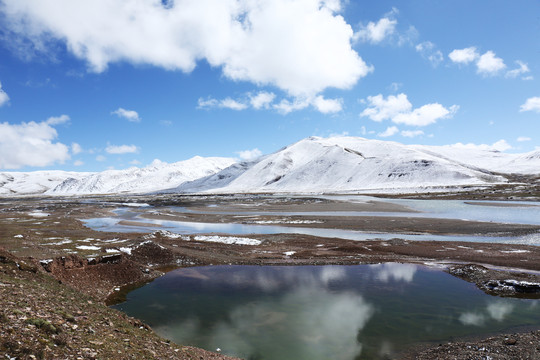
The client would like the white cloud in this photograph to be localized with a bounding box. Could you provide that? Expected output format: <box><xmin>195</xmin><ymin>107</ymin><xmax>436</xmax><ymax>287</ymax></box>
<box><xmin>520</xmin><ymin>97</ymin><xmax>540</xmax><ymax>113</ymax></box>
<box><xmin>360</xmin><ymin>93</ymin><xmax>411</xmax><ymax>122</ymax></box>
<box><xmin>112</xmin><ymin>108</ymin><xmax>140</xmax><ymax>122</ymax></box>
<box><xmin>517</xmin><ymin>136</ymin><xmax>531</xmax><ymax>142</ymax></box>
<box><xmin>200</xmin><ymin>92</ymin><xmax>341</xmax><ymax>114</ymax></box>
<box><xmin>236</xmin><ymin>148</ymin><xmax>263</xmax><ymax>161</ymax></box>
<box><xmin>2</xmin><ymin>0</ymin><xmax>371</xmax><ymax>96</ymax></box>
<box><xmin>129</xmin><ymin>159</ymin><xmax>141</xmax><ymax>165</ymax></box>
<box><xmin>312</xmin><ymin>96</ymin><xmax>343</xmax><ymax>114</ymax></box>
<box><xmin>273</xmin><ymin>98</ymin><xmax>310</xmax><ymax>114</ymax></box>
<box><xmin>73</xmin><ymin>160</ymin><xmax>84</xmax><ymax>166</ymax></box>
<box><xmin>448</xmin><ymin>47</ymin><xmax>479</xmax><ymax>64</ymax></box>
<box><xmin>0</xmin><ymin>81</ymin><xmax>10</xmax><ymax>106</ymax></box>
<box><xmin>506</xmin><ymin>61</ymin><xmax>530</xmax><ymax>79</ymax></box>
<box><xmin>220</xmin><ymin>98</ymin><xmax>248</xmax><ymax>111</ymax></box>
<box><xmin>450</xmin><ymin>139</ymin><xmax>512</xmax><ymax>152</ymax></box>
<box><xmin>361</xmin><ymin>93</ymin><xmax>457</xmax><ymax>126</ymax></box>
<box><xmin>401</xmin><ymin>129</ymin><xmax>424</xmax><ymax>138</ymax></box>
<box><xmin>95</xmin><ymin>155</ymin><xmax>106</xmax><ymax>162</ymax></box>
<box><xmin>415</xmin><ymin>41</ymin><xmax>443</xmax><ymax>67</ymax></box>
<box><xmin>393</xmin><ymin>103</ymin><xmax>457</xmax><ymax>127</ymax></box>
<box><xmin>198</xmin><ymin>97</ymin><xmax>247</xmax><ymax>111</ymax></box>
<box><xmin>0</xmin><ymin>119</ymin><xmax>70</xmax><ymax>169</ymax></box>
<box><xmin>476</xmin><ymin>51</ymin><xmax>506</xmax><ymax>76</ymax></box>
<box><xmin>249</xmin><ymin>91</ymin><xmax>276</xmax><ymax>110</ymax></box>
<box><xmin>71</xmin><ymin>142</ymin><xmax>82</xmax><ymax>154</ymax></box>
<box><xmin>45</xmin><ymin>114</ymin><xmax>70</xmax><ymax>125</ymax></box>
<box><xmin>388</xmin><ymin>82</ymin><xmax>402</xmax><ymax>92</ymax></box>
<box><xmin>105</xmin><ymin>144</ymin><xmax>139</xmax><ymax>154</ymax></box>
<box><xmin>355</xmin><ymin>17</ymin><xmax>397</xmax><ymax>44</ymax></box>
<box><xmin>378</xmin><ymin>126</ymin><xmax>399</xmax><ymax>138</ymax></box>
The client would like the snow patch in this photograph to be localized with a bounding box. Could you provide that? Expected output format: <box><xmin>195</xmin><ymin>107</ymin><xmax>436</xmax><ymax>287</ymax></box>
<box><xmin>193</xmin><ymin>235</ymin><xmax>261</xmax><ymax>246</ymax></box>
<box><xmin>76</xmin><ymin>245</ymin><xmax>100</xmax><ymax>251</ymax></box>
<box><xmin>28</xmin><ymin>211</ymin><xmax>50</xmax><ymax>217</ymax></box>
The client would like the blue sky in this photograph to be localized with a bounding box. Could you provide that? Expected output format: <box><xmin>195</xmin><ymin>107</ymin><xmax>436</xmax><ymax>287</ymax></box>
<box><xmin>0</xmin><ymin>0</ymin><xmax>539</xmax><ymax>171</ymax></box>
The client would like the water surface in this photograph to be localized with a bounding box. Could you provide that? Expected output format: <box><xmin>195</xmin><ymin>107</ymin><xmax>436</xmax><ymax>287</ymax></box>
<box><xmin>113</xmin><ymin>264</ymin><xmax>540</xmax><ymax>360</ymax></box>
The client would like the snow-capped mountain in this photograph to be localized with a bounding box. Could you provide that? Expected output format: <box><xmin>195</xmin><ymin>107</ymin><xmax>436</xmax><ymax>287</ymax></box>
<box><xmin>174</xmin><ymin>136</ymin><xmax>525</xmax><ymax>194</ymax></box>
<box><xmin>2</xmin><ymin>136</ymin><xmax>540</xmax><ymax>196</ymax></box>
<box><xmin>49</xmin><ymin>156</ymin><xmax>236</xmax><ymax>195</ymax></box>
<box><xmin>0</xmin><ymin>171</ymin><xmax>91</xmax><ymax>196</ymax></box>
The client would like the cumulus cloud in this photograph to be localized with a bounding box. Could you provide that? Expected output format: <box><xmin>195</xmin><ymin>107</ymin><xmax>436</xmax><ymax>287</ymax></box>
<box><xmin>360</xmin><ymin>93</ymin><xmax>411</xmax><ymax>122</ymax></box>
<box><xmin>249</xmin><ymin>91</ymin><xmax>276</xmax><ymax>110</ymax></box>
<box><xmin>112</xmin><ymin>108</ymin><xmax>140</xmax><ymax>122</ymax></box>
<box><xmin>506</xmin><ymin>61</ymin><xmax>530</xmax><ymax>79</ymax></box>
<box><xmin>236</xmin><ymin>148</ymin><xmax>263</xmax><ymax>161</ymax></box>
<box><xmin>517</xmin><ymin>136</ymin><xmax>531</xmax><ymax>142</ymax></box>
<box><xmin>401</xmin><ymin>129</ymin><xmax>424</xmax><ymax>138</ymax></box>
<box><xmin>378</xmin><ymin>126</ymin><xmax>399</xmax><ymax>138</ymax></box>
<box><xmin>0</xmin><ymin>119</ymin><xmax>70</xmax><ymax>169</ymax></box>
<box><xmin>45</xmin><ymin>114</ymin><xmax>70</xmax><ymax>125</ymax></box>
<box><xmin>415</xmin><ymin>41</ymin><xmax>443</xmax><ymax>67</ymax></box>
<box><xmin>450</xmin><ymin>47</ymin><xmax>524</xmax><ymax>78</ymax></box>
<box><xmin>200</xmin><ymin>92</ymin><xmax>342</xmax><ymax>114</ymax></box>
<box><xmin>448</xmin><ymin>47</ymin><xmax>479</xmax><ymax>64</ymax></box>
<box><xmin>354</xmin><ymin>17</ymin><xmax>397</xmax><ymax>44</ymax></box>
<box><xmin>520</xmin><ymin>97</ymin><xmax>540</xmax><ymax>113</ymax></box>
<box><xmin>1</xmin><ymin>0</ymin><xmax>371</xmax><ymax>96</ymax></box>
<box><xmin>105</xmin><ymin>144</ymin><xmax>139</xmax><ymax>154</ymax></box>
<box><xmin>449</xmin><ymin>139</ymin><xmax>512</xmax><ymax>152</ymax></box>
<box><xmin>393</xmin><ymin>103</ymin><xmax>458</xmax><ymax>127</ymax></box>
<box><xmin>71</xmin><ymin>142</ymin><xmax>82</xmax><ymax>154</ymax></box>
<box><xmin>312</xmin><ymin>95</ymin><xmax>343</xmax><ymax>114</ymax></box>
<box><xmin>361</xmin><ymin>93</ymin><xmax>457</xmax><ymax>126</ymax></box>
<box><xmin>476</xmin><ymin>51</ymin><xmax>506</xmax><ymax>76</ymax></box>
<box><xmin>0</xmin><ymin>81</ymin><xmax>9</xmax><ymax>106</ymax></box>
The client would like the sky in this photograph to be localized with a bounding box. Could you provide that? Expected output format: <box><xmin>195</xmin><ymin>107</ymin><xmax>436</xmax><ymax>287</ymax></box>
<box><xmin>0</xmin><ymin>0</ymin><xmax>539</xmax><ymax>172</ymax></box>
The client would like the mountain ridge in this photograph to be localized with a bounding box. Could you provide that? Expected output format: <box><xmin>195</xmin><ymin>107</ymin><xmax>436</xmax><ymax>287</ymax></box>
<box><xmin>2</xmin><ymin>136</ymin><xmax>540</xmax><ymax>196</ymax></box>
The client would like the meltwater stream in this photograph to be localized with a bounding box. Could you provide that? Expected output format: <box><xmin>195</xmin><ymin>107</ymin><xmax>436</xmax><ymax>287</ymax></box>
<box><xmin>112</xmin><ymin>264</ymin><xmax>540</xmax><ymax>360</ymax></box>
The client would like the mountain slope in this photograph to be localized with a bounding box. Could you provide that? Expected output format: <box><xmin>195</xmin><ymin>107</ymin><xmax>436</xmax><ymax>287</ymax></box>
<box><xmin>49</xmin><ymin>156</ymin><xmax>236</xmax><ymax>195</ymax></box>
<box><xmin>0</xmin><ymin>171</ymin><xmax>92</xmax><ymax>196</ymax></box>
<box><xmin>176</xmin><ymin>136</ymin><xmax>508</xmax><ymax>194</ymax></box>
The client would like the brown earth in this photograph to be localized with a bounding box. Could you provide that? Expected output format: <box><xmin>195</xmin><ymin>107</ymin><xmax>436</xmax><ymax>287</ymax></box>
<box><xmin>2</xmin><ymin>194</ymin><xmax>540</xmax><ymax>359</ymax></box>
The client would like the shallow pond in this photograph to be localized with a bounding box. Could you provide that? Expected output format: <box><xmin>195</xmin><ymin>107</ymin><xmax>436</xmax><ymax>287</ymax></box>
<box><xmin>112</xmin><ymin>264</ymin><xmax>540</xmax><ymax>360</ymax></box>
<box><xmin>83</xmin><ymin>214</ymin><xmax>540</xmax><ymax>245</ymax></box>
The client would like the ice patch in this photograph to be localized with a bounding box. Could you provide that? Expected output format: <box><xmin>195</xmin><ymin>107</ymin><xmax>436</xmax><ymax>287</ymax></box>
<box><xmin>14</xmin><ymin>234</ymin><xmax>23</xmax><ymax>238</ymax></box>
<box><xmin>284</xmin><ymin>251</ymin><xmax>296</xmax><ymax>256</ymax></box>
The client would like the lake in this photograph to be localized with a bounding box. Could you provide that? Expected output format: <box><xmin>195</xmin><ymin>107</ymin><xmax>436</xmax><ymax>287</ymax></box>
<box><xmin>112</xmin><ymin>264</ymin><xmax>540</xmax><ymax>359</ymax></box>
